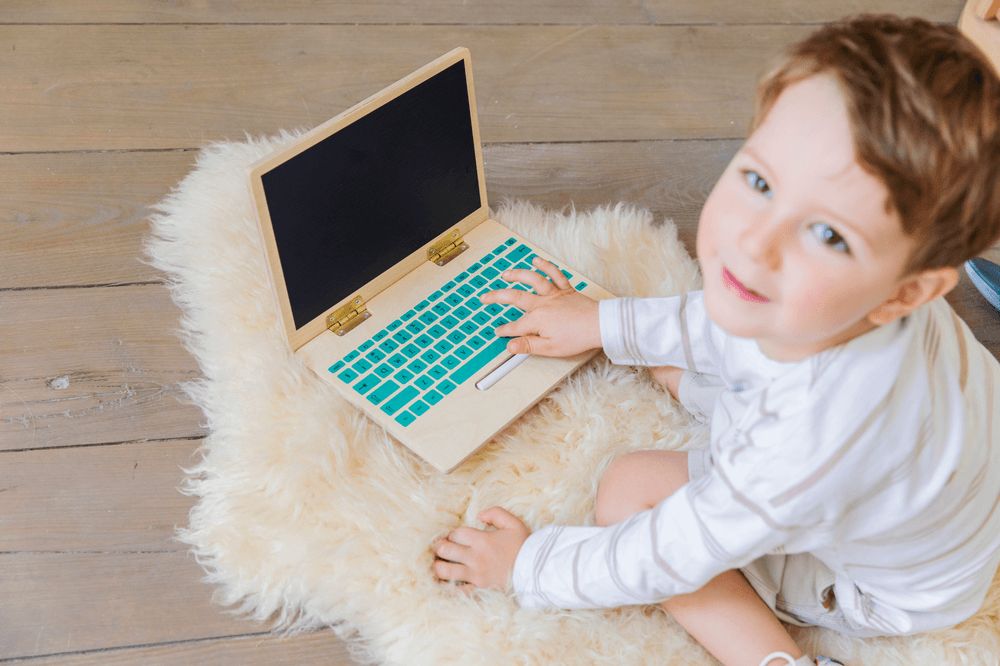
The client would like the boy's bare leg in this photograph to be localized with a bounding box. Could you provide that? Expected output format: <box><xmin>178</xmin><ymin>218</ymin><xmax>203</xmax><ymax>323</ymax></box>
<box><xmin>596</xmin><ymin>450</ymin><xmax>805</xmax><ymax>666</ymax></box>
<box><xmin>648</xmin><ymin>365</ymin><xmax>685</xmax><ymax>397</ymax></box>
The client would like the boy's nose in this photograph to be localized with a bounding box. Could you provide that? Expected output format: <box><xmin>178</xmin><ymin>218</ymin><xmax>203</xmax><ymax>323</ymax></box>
<box><xmin>736</xmin><ymin>216</ymin><xmax>784</xmax><ymax>271</ymax></box>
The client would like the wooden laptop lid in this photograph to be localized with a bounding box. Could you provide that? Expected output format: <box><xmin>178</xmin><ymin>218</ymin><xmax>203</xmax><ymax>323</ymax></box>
<box><xmin>247</xmin><ymin>47</ymin><xmax>489</xmax><ymax>352</ymax></box>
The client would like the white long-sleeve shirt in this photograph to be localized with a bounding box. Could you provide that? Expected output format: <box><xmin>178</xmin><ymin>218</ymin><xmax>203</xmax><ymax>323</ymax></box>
<box><xmin>510</xmin><ymin>290</ymin><xmax>1000</xmax><ymax>636</ymax></box>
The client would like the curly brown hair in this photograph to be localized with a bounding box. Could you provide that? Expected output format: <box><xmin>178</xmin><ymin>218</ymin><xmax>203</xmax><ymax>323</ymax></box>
<box><xmin>751</xmin><ymin>14</ymin><xmax>1000</xmax><ymax>277</ymax></box>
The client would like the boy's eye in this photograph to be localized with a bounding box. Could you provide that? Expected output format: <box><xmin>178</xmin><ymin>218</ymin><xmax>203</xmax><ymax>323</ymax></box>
<box><xmin>742</xmin><ymin>169</ymin><xmax>772</xmax><ymax>198</ymax></box>
<box><xmin>810</xmin><ymin>222</ymin><xmax>850</xmax><ymax>254</ymax></box>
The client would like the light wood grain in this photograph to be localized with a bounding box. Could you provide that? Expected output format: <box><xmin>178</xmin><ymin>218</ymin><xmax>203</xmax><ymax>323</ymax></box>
<box><xmin>0</xmin><ymin>285</ymin><xmax>206</xmax><ymax>451</ymax></box>
<box><xmin>0</xmin><ymin>550</ymin><xmax>274</xmax><ymax>659</ymax></box>
<box><xmin>2</xmin><ymin>24</ymin><xmax>815</xmax><ymax>151</ymax></box>
<box><xmin>0</xmin><ymin>439</ymin><xmax>198</xmax><ymax>552</ymax></box>
<box><xmin>24</xmin><ymin>631</ymin><xmax>354</xmax><ymax>666</ymax></box>
<box><xmin>0</xmin><ymin>0</ymin><xmax>961</xmax><ymax>25</ymax></box>
<box><xmin>0</xmin><ymin>140</ymin><xmax>733</xmax><ymax>290</ymax></box>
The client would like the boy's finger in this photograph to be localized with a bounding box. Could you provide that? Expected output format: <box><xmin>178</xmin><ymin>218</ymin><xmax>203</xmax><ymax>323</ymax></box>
<box><xmin>482</xmin><ymin>287</ymin><xmax>536</xmax><ymax>310</ymax></box>
<box><xmin>433</xmin><ymin>558</ymin><xmax>470</xmax><ymax>583</ymax></box>
<box><xmin>433</xmin><ymin>538</ymin><xmax>470</xmax><ymax>563</ymax></box>
<box><xmin>505</xmin><ymin>335</ymin><xmax>546</xmax><ymax>355</ymax></box>
<box><xmin>478</xmin><ymin>506</ymin><xmax>524</xmax><ymax>530</ymax></box>
<box><xmin>531</xmin><ymin>256</ymin><xmax>572</xmax><ymax>290</ymax></box>
<box><xmin>501</xmin><ymin>268</ymin><xmax>556</xmax><ymax>295</ymax></box>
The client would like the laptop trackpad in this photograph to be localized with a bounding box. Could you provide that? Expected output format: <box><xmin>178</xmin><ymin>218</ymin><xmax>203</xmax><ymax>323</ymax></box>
<box><xmin>475</xmin><ymin>353</ymin><xmax>529</xmax><ymax>390</ymax></box>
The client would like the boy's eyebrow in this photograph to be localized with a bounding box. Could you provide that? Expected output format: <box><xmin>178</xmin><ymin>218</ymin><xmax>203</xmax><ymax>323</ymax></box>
<box><xmin>743</xmin><ymin>145</ymin><xmax>872</xmax><ymax>252</ymax></box>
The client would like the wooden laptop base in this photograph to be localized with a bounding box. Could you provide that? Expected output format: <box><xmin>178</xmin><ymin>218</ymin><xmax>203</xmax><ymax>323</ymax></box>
<box><xmin>296</xmin><ymin>218</ymin><xmax>615</xmax><ymax>473</ymax></box>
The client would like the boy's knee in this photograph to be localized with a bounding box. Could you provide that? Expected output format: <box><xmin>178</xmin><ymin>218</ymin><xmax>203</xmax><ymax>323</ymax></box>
<box><xmin>594</xmin><ymin>450</ymin><xmax>689</xmax><ymax>527</ymax></box>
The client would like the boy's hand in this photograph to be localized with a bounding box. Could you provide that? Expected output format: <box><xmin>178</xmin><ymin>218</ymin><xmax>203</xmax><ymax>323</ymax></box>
<box><xmin>482</xmin><ymin>255</ymin><xmax>601</xmax><ymax>357</ymax></box>
<box><xmin>431</xmin><ymin>507</ymin><xmax>530</xmax><ymax>593</ymax></box>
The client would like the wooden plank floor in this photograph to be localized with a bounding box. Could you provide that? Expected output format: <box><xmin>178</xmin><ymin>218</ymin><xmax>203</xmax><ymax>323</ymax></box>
<box><xmin>2</xmin><ymin>1</ymin><xmax>994</xmax><ymax>663</ymax></box>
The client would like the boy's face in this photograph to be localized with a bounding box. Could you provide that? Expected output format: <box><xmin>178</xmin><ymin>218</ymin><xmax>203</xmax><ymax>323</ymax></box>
<box><xmin>696</xmin><ymin>74</ymin><xmax>917</xmax><ymax>363</ymax></box>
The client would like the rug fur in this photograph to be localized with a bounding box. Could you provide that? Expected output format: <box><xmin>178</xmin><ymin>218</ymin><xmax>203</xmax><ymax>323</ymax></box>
<box><xmin>144</xmin><ymin>129</ymin><xmax>1000</xmax><ymax>665</ymax></box>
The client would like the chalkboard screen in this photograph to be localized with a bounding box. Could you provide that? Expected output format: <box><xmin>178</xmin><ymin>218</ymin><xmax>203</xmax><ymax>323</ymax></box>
<box><xmin>260</xmin><ymin>60</ymin><xmax>482</xmax><ymax>330</ymax></box>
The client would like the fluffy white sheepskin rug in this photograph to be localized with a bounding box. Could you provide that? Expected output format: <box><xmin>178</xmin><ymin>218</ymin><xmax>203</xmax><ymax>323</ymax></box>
<box><xmin>145</xmin><ymin>130</ymin><xmax>1000</xmax><ymax>665</ymax></box>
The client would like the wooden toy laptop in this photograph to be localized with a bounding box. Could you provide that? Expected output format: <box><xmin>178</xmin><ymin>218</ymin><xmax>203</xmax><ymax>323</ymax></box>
<box><xmin>248</xmin><ymin>47</ymin><xmax>615</xmax><ymax>473</ymax></box>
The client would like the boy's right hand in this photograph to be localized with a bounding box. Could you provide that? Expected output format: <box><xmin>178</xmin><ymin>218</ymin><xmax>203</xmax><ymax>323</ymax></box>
<box><xmin>480</xmin><ymin>255</ymin><xmax>602</xmax><ymax>357</ymax></box>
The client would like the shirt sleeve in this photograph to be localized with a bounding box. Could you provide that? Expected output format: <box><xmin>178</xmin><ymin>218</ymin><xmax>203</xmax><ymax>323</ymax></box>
<box><xmin>599</xmin><ymin>290</ymin><xmax>725</xmax><ymax>376</ymax></box>
<box><xmin>510</xmin><ymin>402</ymin><xmax>838</xmax><ymax>610</ymax></box>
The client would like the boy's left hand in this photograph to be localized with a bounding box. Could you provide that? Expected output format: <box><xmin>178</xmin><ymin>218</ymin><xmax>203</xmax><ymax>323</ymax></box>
<box><xmin>431</xmin><ymin>506</ymin><xmax>531</xmax><ymax>593</ymax></box>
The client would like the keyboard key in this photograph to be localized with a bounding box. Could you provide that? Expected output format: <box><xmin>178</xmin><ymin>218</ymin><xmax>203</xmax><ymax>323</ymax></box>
<box><xmin>394</xmin><ymin>411</ymin><xmax>416</xmax><ymax>427</ymax></box>
<box><xmin>368</xmin><ymin>380</ymin><xmax>399</xmax><ymax>405</ymax></box>
<box><xmin>485</xmin><ymin>303</ymin><xmax>503</xmax><ymax>316</ymax></box>
<box><xmin>457</xmin><ymin>284</ymin><xmax>474</xmax><ymax>297</ymax></box>
<box><xmin>472</xmin><ymin>312</ymin><xmax>490</xmax><ymax>326</ymax></box>
<box><xmin>428</xmin><ymin>324</ymin><xmax>447</xmax><ymax>338</ymax></box>
<box><xmin>492</xmin><ymin>244</ymin><xmax>506</xmax><ymax>254</ymax></box>
<box><xmin>452</xmin><ymin>336</ymin><xmax>509</xmax><ymax>385</ymax></box>
<box><xmin>378</xmin><ymin>338</ymin><xmax>399</xmax><ymax>353</ymax></box>
<box><xmin>466</xmin><ymin>296</ymin><xmax>483</xmax><ymax>310</ymax></box>
<box><xmin>432</xmin><ymin>302</ymin><xmax>450</xmax><ymax>316</ymax></box>
<box><xmin>453</xmin><ymin>305</ymin><xmax>472</xmax><ymax>320</ymax></box>
<box><xmin>438</xmin><ymin>379</ymin><xmax>457</xmax><ymax>394</ymax></box>
<box><xmin>407</xmin><ymin>358</ymin><xmax>428</xmax><ymax>374</ymax></box>
<box><xmin>441</xmin><ymin>354</ymin><xmax>460</xmax><ymax>370</ymax></box>
<box><xmin>410</xmin><ymin>400</ymin><xmax>429</xmax><ymax>416</ymax></box>
<box><xmin>337</xmin><ymin>368</ymin><xmax>359</xmax><ymax>383</ymax></box>
<box><xmin>414</xmin><ymin>333</ymin><xmax>434</xmax><ymax>347</ymax></box>
<box><xmin>359</xmin><ymin>340</ymin><xmax>375</xmax><ymax>351</ymax></box>
<box><xmin>561</xmin><ymin>269</ymin><xmax>573</xmax><ymax>280</ymax></box>
<box><xmin>345</xmin><ymin>350</ymin><xmax>360</xmax><ymax>362</ymax></box>
<box><xmin>481</xmin><ymin>326</ymin><xmax>496</xmax><ymax>339</ymax></box>
<box><xmin>490</xmin><ymin>279</ymin><xmax>507</xmax><ymax>290</ymax></box>
<box><xmin>419</xmin><ymin>310</ymin><xmax>438</xmax><ymax>325</ymax></box>
<box><xmin>494</xmin><ymin>258</ymin><xmax>511</xmax><ymax>271</ymax></box>
<box><xmin>466</xmin><ymin>334</ymin><xmax>486</xmax><ymax>350</ymax></box>
<box><xmin>352</xmin><ymin>357</ymin><xmax>372</xmax><ymax>373</ymax></box>
<box><xmin>353</xmin><ymin>373</ymin><xmax>380</xmax><ymax>395</ymax></box>
<box><xmin>401</xmin><ymin>310</ymin><xmax>416</xmax><ymax>321</ymax></box>
<box><xmin>469</xmin><ymin>262</ymin><xmax>482</xmax><ymax>272</ymax></box>
<box><xmin>428</xmin><ymin>364</ymin><xmax>448</xmax><ymax>380</ymax></box>
<box><xmin>483</xmin><ymin>266</ymin><xmax>499</xmax><ymax>279</ymax></box>
<box><xmin>509</xmin><ymin>244</ymin><xmax>531</xmax><ymax>262</ymax></box>
<box><xmin>366</xmin><ymin>348</ymin><xmax>387</xmax><ymax>363</ymax></box>
<box><xmin>373</xmin><ymin>363</ymin><xmax>394</xmax><ymax>378</ymax></box>
<box><xmin>393</xmin><ymin>367</ymin><xmax>415</xmax><ymax>384</ymax></box>
<box><xmin>423</xmin><ymin>389</ymin><xmax>443</xmax><ymax>405</ymax></box>
<box><xmin>470</xmin><ymin>276</ymin><xmax>488</xmax><ymax>288</ymax></box>
<box><xmin>454</xmin><ymin>344</ymin><xmax>473</xmax><ymax>360</ymax></box>
<box><xmin>415</xmin><ymin>374</ymin><xmax>434</xmax><ymax>390</ymax></box>
<box><xmin>442</xmin><ymin>280</ymin><xmax>456</xmax><ymax>291</ymax></box>
<box><xmin>420</xmin><ymin>349</ymin><xmax>441</xmax><ymax>364</ymax></box>
<box><xmin>447</xmin><ymin>329</ymin><xmax>466</xmax><ymax>344</ymax></box>
<box><xmin>391</xmin><ymin>329</ymin><xmax>412</xmax><ymax>343</ymax></box>
<box><xmin>329</xmin><ymin>360</ymin><xmax>345</xmax><ymax>373</ymax></box>
<box><xmin>440</xmin><ymin>314</ymin><xmax>460</xmax><ymax>329</ymax></box>
<box><xmin>382</xmin><ymin>386</ymin><xmax>418</xmax><ymax>415</ymax></box>
<box><xmin>457</xmin><ymin>271</ymin><xmax>470</xmax><ymax>281</ymax></box>
<box><xmin>429</xmin><ymin>290</ymin><xmax>443</xmax><ymax>301</ymax></box>
<box><xmin>387</xmin><ymin>320</ymin><xmax>402</xmax><ymax>331</ymax></box>
<box><xmin>401</xmin><ymin>343</ymin><xmax>421</xmax><ymax>358</ymax></box>
<box><xmin>434</xmin><ymin>339</ymin><xmax>454</xmax><ymax>354</ymax></box>
<box><xmin>504</xmin><ymin>237</ymin><xmax>516</xmax><ymax>246</ymax></box>
<box><xmin>405</xmin><ymin>320</ymin><xmax>425</xmax><ymax>334</ymax></box>
<box><xmin>387</xmin><ymin>353</ymin><xmax>406</xmax><ymax>368</ymax></box>
<box><xmin>459</xmin><ymin>321</ymin><xmax>478</xmax><ymax>335</ymax></box>
<box><xmin>445</xmin><ymin>293</ymin><xmax>463</xmax><ymax>307</ymax></box>
<box><xmin>575</xmin><ymin>281</ymin><xmax>588</xmax><ymax>290</ymax></box>
<box><xmin>415</xmin><ymin>299</ymin><xmax>430</xmax><ymax>311</ymax></box>
<box><xmin>505</xmin><ymin>308</ymin><xmax>524</xmax><ymax>321</ymax></box>
<box><xmin>373</xmin><ymin>330</ymin><xmax>389</xmax><ymax>342</ymax></box>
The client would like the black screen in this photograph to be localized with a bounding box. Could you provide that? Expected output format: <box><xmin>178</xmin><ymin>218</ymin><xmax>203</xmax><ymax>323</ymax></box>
<box><xmin>261</xmin><ymin>60</ymin><xmax>482</xmax><ymax>330</ymax></box>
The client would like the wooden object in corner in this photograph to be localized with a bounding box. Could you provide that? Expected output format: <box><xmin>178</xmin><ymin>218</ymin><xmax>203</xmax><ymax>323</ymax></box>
<box><xmin>960</xmin><ymin>0</ymin><xmax>1000</xmax><ymax>74</ymax></box>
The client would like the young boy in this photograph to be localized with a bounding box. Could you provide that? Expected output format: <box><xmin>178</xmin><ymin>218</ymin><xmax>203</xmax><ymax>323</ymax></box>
<box><xmin>431</xmin><ymin>14</ymin><xmax>1000</xmax><ymax>666</ymax></box>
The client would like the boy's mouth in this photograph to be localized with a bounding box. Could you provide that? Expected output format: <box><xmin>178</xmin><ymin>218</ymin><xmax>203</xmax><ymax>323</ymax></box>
<box><xmin>722</xmin><ymin>266</ymin><xmax>770</xmax><ymax>303</ymax></box>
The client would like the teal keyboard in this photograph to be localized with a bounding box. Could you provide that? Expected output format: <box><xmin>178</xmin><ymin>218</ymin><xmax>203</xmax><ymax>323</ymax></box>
<box><xmin>327</xmin><ymin>236</ymin><xmax>589</xmax><ymax>428</ymax></box>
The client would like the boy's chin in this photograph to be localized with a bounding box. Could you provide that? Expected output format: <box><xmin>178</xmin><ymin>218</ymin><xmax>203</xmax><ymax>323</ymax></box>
<box><xmin>702</xmin><ymin>288</ymin><xmax>769</xmax><ymax>338</ymax></box>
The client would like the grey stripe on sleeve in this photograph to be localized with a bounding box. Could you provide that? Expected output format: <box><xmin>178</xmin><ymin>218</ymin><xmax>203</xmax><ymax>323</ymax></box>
<box><xmin>950</xmin><ymin>311</ymin><xmax>968</xmax><ymax>392</ymax></box>
<box><xmin>679</xmin><ymin>292</ymin><xmax>699</xmax><ymax>372</ymax></box>
<box><xmin>714</xmin><ymin>462</ymin><xmax>798</xmax><ymax>531</ymax></box>
<box><xmin>648</xmin><ymin>500</ymin><xmax>698</xmax><ymax>587</ymax></box>
<box><xmin>606</xmin><ymin>514</ymin><xmax>647</xmax><ymax>601</ymax></box>
<box><xmin>684</xmin><ymin>483</ymin><xmax>735</xmax><ymax>562</ymax></box>
<box><xmin>626</xmin><ymin>298</ymin><xmax>648</xmax><ymax>364</ymax></box>
<box><xmin>571</xmin><ymin>540</ymin><xmax>600</xmax><ymax>607</ymax></box>
<box><xmin>769</xmin><ymin>387</ymin><xmax>895</xmax><ymax>508</ymax></box>
<box><xmin>532</xmin><ymin>526</ymin><xmax>565</xmax><ymax>607</ymax></box>
<box><xmin>619</xmin><ymin>298</ymin><xmax>644</xmax><ymax>365</ymax></box>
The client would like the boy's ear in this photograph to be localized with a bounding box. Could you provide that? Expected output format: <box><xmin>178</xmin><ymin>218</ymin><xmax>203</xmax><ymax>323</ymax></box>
<box><xmin>867</xmin><ymin>266</ymin><xmax>960</xmax><ymax>325</ymax></box>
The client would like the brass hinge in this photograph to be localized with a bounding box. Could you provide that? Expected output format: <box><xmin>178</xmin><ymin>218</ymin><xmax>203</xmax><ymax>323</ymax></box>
<box><xmin>326</xmin><ymin>295</ymin><xmax>370</xmax><ymax>336</ymax></box>
<box><xmin>427</xmin><ymin>228</ymin><xmax>468</xmax><ymax>266</ymax></box>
